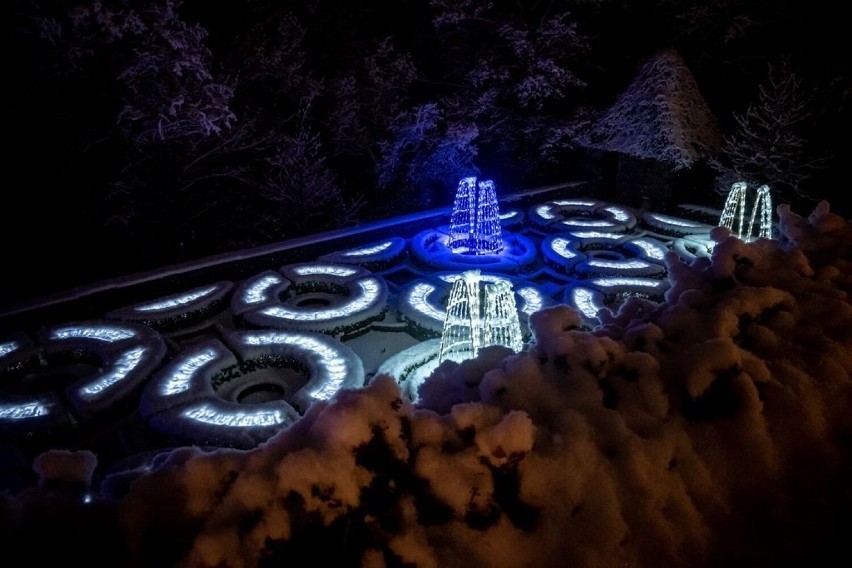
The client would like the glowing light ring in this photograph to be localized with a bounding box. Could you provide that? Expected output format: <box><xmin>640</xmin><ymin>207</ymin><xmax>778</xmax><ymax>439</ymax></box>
<box><xmin>319</xmin><ymin>237</ymin><xmax>407</xmax><ymax>270</ymax></box>
<box><xmin>141</xmin><ymin>331</ymin><xmax>363</xmax><ymax>448</ymax></box>
<box><xmin>231</xmin><ymin>330</ymin><xmax>364</xmax><ymax>406</ymax></box>
<box><xmin>134</xmin><ymin>286</ymin><xmax>218</xmax><ymax>312</ymax></box>
<box><xmin>529</xmin><ymin>199</ymin><xmax>636</xmax><ymax>233</ymax></box>
<box><xmin>106</xmin><ymin>281</ymin><xmax>233</xmax><ymax>332</ymax></box>
<box><xmin>410</xmin><ymin>228</ymin><xmax>537</xmax><ymax>274</ymax></box>
<box><xmin>0</xmin><ymin>322</ymin><xmax>166</xmax><ymax>429</ymax></box>
<box><xmin>542</xmin><ymin>231</ymin><xmax>668</xmax><ymax>279</ymax></box>
<box><xmin>641</xmin><ymin>211</ymin><xmax>714</xmax><ymax>237</ymax></box>
<box><xmin>261</xmin><ymin>278</ymin><xmax>382</xmax><ymax>321</ymax></box>
<box><xmin>41</xmin><ymin>321</ymin><xmax>169</xmax><ymax>419</ymax></box>
<box><xmin>242</xmin><ymin>264</ymin><xmax>388</xmax><ymax>334</ymax></box>
<box><xmin>140</xmin><ymin>338</ymin><xmax>298</xmax><ymax>449</ymax></box>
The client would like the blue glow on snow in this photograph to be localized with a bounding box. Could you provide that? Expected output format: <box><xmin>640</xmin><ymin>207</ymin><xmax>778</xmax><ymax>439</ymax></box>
<box><xmin>241</xmin><ymin>332</ymin><xmax>350</xmax><ymax>401</ymax></box>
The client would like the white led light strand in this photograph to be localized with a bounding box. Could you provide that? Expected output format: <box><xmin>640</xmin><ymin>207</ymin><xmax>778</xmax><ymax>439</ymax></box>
<box><xmin>182</xmin><ymin>403</ymin><xmax>285</xmax><ymax>427</ymax></box>
<box><xmin>135</xmin><ymin>286</ymin><xmax>218</xmax><ymax>313</ymax></box>
<box><xmin>51</xmin><ymin>325</ymin><xmax>135</xmax><ymax>342</ymax></box>
<box><xmin>242</xmin><ymin>275</ymin><xmax>282</xmax><ymax>304</ymax></box>
<box><xmin>0</xmin><ymin>341</ymin><xmax>19</xmax><ymax>358</ymax></box>
<box><xmin>80</xmin><ymin>346</ymin><xmax>147</xmax><ymax>396</ymax></box>
<box><xmin>0</xmin><ymin>401</ymin><xmax>51</xmax><ymax>421</ymax></box>
<box><xmin>342</xmin><ymin>241</ymin><xmax>394</xmax><ymax>256</ymax></box>
<box><xmin>161</xmin><ymin>347</ymin><xmax>221</xmax><ymax>396</ymax></box>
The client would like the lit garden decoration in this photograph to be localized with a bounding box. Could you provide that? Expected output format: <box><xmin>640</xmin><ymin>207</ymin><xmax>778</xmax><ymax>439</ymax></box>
<box><xmin>719</xmin><ymin>182</ymin><xmax>773</xmax><ymax>241</ymax></box>
<box><xmin>397</xmin><ymin>272</ymin><xmax>548</xmax><ymax>340</ymax></box>
<box><xmin>448</xmin><ymin>176</ymin><xmax>503</xmax><ymax>255</ymax></box>
<box><xmin>0</xmin><ymin>322</ymin><xmax>167</xmax><ymax>435</ymax></box>
<box><xmin>438</xmin><ymin>270</ymin><xmax>523</xmax><ymax>364</ymax></box>
<box><xmin>139</xmin><ymin>329</ymin><xmax>363</xmax><ymax>448</ymax></box>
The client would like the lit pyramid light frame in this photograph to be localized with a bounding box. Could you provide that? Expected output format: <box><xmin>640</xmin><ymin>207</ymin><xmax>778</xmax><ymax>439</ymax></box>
<box><xmin>438</xmin><ymin>270</ymin><xmax>523</xmax><ymax>364</ymax></box>
<box><xmin>719</xmin><ymin>182</ymin><xmax>773</xmax><ymax>241</ymax></box>
<box><xmin>448</xmin><ymin>176</ymin><xmax>504</xmax><ymax>255</ymax></box>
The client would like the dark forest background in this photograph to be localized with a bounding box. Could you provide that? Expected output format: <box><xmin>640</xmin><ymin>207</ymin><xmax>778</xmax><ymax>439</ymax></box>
<box><xmin>3</xmin><ymin>0</ymin><xmax>849</xmax><ymax>307</ymax></box>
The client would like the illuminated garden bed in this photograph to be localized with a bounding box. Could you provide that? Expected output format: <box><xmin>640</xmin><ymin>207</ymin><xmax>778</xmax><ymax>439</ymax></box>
<box><xmin>0</xmin><ymin>184</ymin><xmax>773</xmax><ymax>460</ymax></box>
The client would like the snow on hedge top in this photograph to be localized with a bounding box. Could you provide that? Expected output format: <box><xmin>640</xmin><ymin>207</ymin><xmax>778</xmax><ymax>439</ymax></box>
<box><xmin>581</xmin><ymin>49</ymin><xmax>723</xmax><ymax>169</ymax></box>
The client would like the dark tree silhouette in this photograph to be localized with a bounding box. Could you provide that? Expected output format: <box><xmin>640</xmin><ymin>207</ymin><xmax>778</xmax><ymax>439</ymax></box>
<box><xmin>711</xmin><ymin>57</ymin><xmax>830</xmax><ymax>204</ymax></box>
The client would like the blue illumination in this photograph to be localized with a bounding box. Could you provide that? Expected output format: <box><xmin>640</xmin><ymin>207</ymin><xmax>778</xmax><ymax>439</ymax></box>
<box><xmin>448</xmin><ymin>177</ymin><xmax>503</xmax><ymax>255</ymax></box>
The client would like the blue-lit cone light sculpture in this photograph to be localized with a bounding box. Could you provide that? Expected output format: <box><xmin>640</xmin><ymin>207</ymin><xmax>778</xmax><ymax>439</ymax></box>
<box><xmin>719</xmin><ymin>182</ymin><xmax>773</xmax><ymax>242</ymax></box>
<box><xmin>438</xmin><ymin>270</ymin><xmax>523</xmax><ymax>364</ymax></box>
<box><xmin>448</xmin><ymin>177</ymin><xmax>504</xmax><ymax>255</ymax></box>
<box><xmin>409</xmin><ymin>176</ymin><xmax>537</xmax><ymax>273</ymax></box>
